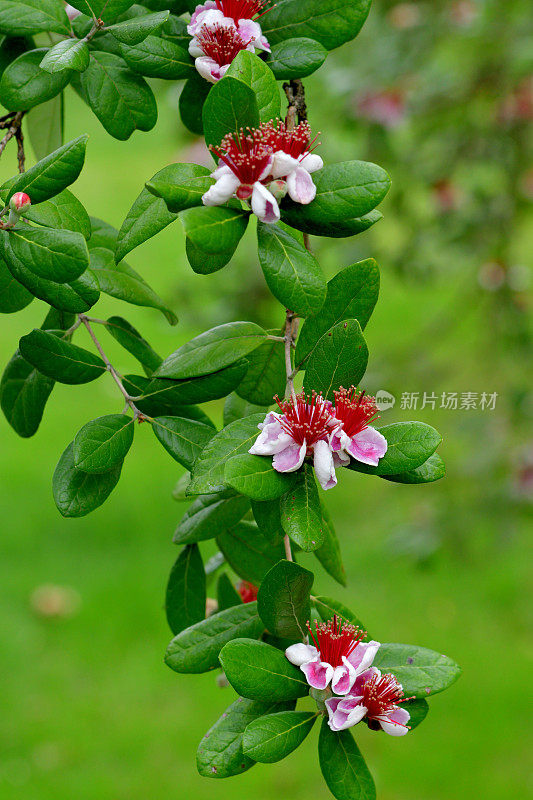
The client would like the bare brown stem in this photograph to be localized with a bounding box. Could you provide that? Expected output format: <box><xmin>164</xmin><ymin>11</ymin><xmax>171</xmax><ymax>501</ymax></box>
<box><xmin>284</xmin><ymin>534</ymin><xmax>293</xmax><ymax>562</ymax></box>
<box><xmin>0</xmin><ymin>111</ymin><xmax>26</xmax><ymax>162</ymax></box>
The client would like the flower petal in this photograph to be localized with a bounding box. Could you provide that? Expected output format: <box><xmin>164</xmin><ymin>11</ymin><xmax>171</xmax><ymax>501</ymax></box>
<box><xmin>299</xmin><ymin>153</ymin><xmax>323</xmax><ymax>173</ymax></box>
<box><xmin>313</xmin><ymin>439</ymin><xmax>337</xmax><ymax>491</ymax></box>
<box><xmin>347</xmin><ymin>426</ymin><xmax>388</xmax><ymax>467</ymax></box>
<box><xmin>251</xmin><ymin>182</ymin><xmax>280</xmax><ymax>223</ymax></box>
<box><xmin>379</xmin><ymin>707</ymin><xmax>410</xmax><ymax>736</ymax></box>
<box><xmin>326</xmin><ymin>695</ymin><xmax>367</xmax><ymax>731</ymax></box>
<box><xmin>272</xmin><ymin>440</ymin><xmax>306</xmax><ymax>472</ymax></box>
<box><xmin>285</xmin><ymin>642</ymin><xmax>317</xmax><ymax>666</ymax></box>
<box><xmin>301</xmin><ymin>659</ymin><xmax>333</xmax><ymax>690</ymax></box>
<box><xmin>331</xmin><ymin>658</ymin><xmax>356</xmax><ymax>695</ymax></box>
<box><xmin>287</xmin><ymin>167</ymin><xmax>317</xmax><ymax>204</ymax></box>
<box><xmin>271</xmin><ymin>151</ymin><xmax>300</xmax><ymax>179</ymax></box>
<box><xmin>249</xmin><ymin>415</ymin><xmax>293</xmax><ymax>455</ymax></box>
<box><xmin>237</xmin><ymin>18</ymin><xmax>262</xmax><ymax>43</ymax></box>
<box><xmin>347</xmin><ymin>640</ymin><xmax>381</xmax><ymax>676</ymax></box>
<box><xmin>202</xmin><ymin>169</ymin><xmax>240</xmax><ymax>205</ymax></box>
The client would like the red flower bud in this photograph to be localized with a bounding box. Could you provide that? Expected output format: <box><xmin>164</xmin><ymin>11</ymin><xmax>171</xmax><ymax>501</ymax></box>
<box><xmin>9</xmin><ymin>192</ymin><xmax>31</xmax><ymax>213</ymax></box>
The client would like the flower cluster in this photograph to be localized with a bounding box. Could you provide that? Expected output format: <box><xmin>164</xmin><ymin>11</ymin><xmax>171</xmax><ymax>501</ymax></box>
<box><xmin>249</xmin><ymin>387</ymin><xmax>387</xmax><ymax>490</ymax></box>
<box><xmin>286</xmin><ymin>617</ymin><xmax>411</xmax><ymax>736</ymax></box>
<box><xmin>202</xmin><ymin>120</ymin><xmax>323</xmax><ymax>222</ymax></box>
<box><xmin>188</xmin><ymin>0</ymin><xmax>270</xmax><ymax>83</ymax></box>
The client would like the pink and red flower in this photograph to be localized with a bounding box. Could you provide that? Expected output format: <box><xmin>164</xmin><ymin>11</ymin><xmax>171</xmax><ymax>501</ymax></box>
<box><xmin>191</xmin><ymin>23</ymin><xmax>254</xmax><ymax>83</ymax></box>
<box><xmin>330</xmin><ymin>388</ymin><xmax>387</xmax><ymax>468</ymax></box>
<box><xmin>326</xmin><ymin>667</ymin><xmax>412</xmax><ymax>736</ymax></box>
<box><xmin>286</xmin><ymin>616</ymin><xmax>380</xmax><ymax>695</ymax></box>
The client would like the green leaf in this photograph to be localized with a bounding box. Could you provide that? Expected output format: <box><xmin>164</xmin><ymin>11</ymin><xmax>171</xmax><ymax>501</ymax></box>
<box><xmin>262</xmin><ymin>0</ymin><xmax>372</xmax><ymax>52</ymax></box>
<box><xmin>313</xmin><ymin>595</ymin><xmax>368</xmax><ymax>637</ymax></box>
<box><xmin>105</xmin><ymin>315</ymin><xmax>162</xmax><ymax>375</ymax></box>
<box><xmin>23</xmin><ymin>189</ymin><xmax>91</xmax><ymax>241</ymax></box>
<box><xmin>188</xmin><ymin>413</ymin><xmax>265</xmax><ymax>495</ymax></box>
<box><xmin>303</xmin><ymin>319</ymin><xmax>368</xmax><ymax>400</ymax></box>
<box><xmin>40</xmin><ymin>39</ymin><xmax>90</xmax><ymax>73</ymax></box>
<box><xmin>280</xmin><ymin>465</ymin><xmax>325</xmax><ymax>551</ymax></box>
<box><xmin>266</xmin><ymin>37</ymin><xmax>327</xmax><ymax>80</ymax></box>
<box><xmin>179</xmin><ymin>72</ymin><xmax>211</xmax><ymax>135</ymax></box>
<box><xmin>41</xmin><ymin>307</ymin><xmax>75</xmax><ymax>331</ymax></box>
<box><xmin>203</xmin><ymin>75</ymin><xmax>260</xmax><ymax>149</ymax></box>
<box><xmin>242</xmin><ymin>710</ymin><xmax>317</xmax><ymax>763</ymax></box>
<box><xmin>185</xmin><ymin>237</ymin><xmax>232</xmax><ymax>274</ymax></box>
<box><xmin>73</xmin><ymin>414</ymin><xmax>134</xmax><ymax>473</ymax></box>
<box><xmin>383</xmin><ymin>453</ymin><xmax>446</xmax><ymax>484</ymax></box>
<box><xmin>257</xmin><ymin>560</ymin><xmax>313</xmax><ymax>639</ymax></box>
<box><xmin>0</xmin><ymin>0</ymin><xmax>70</xmax><ymax>36</ymax></box>
<box><xmin>108</xmin><ymin>10</ymin><xmax>168</xmax><ymax>44</ymax></box>
<box><xmin>296</xmin><ymin>259</ymin><xmax>380</xmax><ymax>364</ymax></box>
<box><xmin>0</xmin><ymin>48</ymin><xmax>71</xmax><ymax>110</ymax></box>
<box><xmin>26</xmin><ymin>94</ymin><xmax>64</xmax><ymax>161</ymax></box>
<box><xmin>257</xmin><ymin>223</ymin><xmax>326</xmax><ymax>317</ymax></box>
<box><xmin>74</xmin><ymin>51</ymin><xmax>157</xmax><ymax>140</ymax></box>
<box><xmin>235</xmin><ymin>333</ymin><xmax>285</xmax><ymax>406</ymax></box>
<box><xmin>151</xmin><ymin>415</ymin><xmax>215</xmax><ymax>470</ymax></box>
<box><xmin>250</xmin><ymin>497</ymin><xmax>283</xmax><ymax>542</ymax></box>
<box><xmin>89</xmin><ymin>216</ymin><xmax>118</xmax><ymax>250</ymax></box>
<box><xmin>225</xmin><ymin>453</ymin><xmax>297</xmax><ymax>501</ymax></box>
<box><xmin>67</xmin><ymin>0</ymin><xmax>133</xmax><ymax>23</ymax></box>
<box><xmin>119</xmin><ymin>33</ymin><xmax>192</xmax><ymax>78</ymax></box>
<box><xmin>155</xmin><ymin>322</ymin><xmax>267</xmax><ymax>380</ymax></box>
<box><xmin>217</xmin><ymin>572</ymin><xmax>242</xmax><ymax>612</ymax></box>
<box><xmin>89</xmin><ymin>247</ymin><xmax>177</xmax><ymax>324</ymax></box>
<box><xmin>285</xmin><ymin>208</ymin><xmax>383</xmax><ymax>239</ymax></box>
<box><xmin>0</xmin><ymin>257</ymin><xmax>33</xmax><ymax>313</ymax></box>
<box><xmin>220</xmin><ymin>638</ymin><xmax>309</xmax><ymax>701</ymax></box>
<box><xmin>347</xmin><ymin>422</ymin><xmax>442</xmax><ymax>477</ymax></box>
<box><xmin>226</xmin><ymin>50</ymin><xmax>280</xmax><ymax>123</ymax></box>
<box><xmin>373</xmin><ymin>643</ymin><xmax>461</xmax><ymax>698</ymax></box>
<box><xmin>2</xmin><ymin>134</ymin><xmax>87</xmax><ymax>205</ymax></box>
<box><xmin>224</xmin><ymin>393</ymin><xmax>267</xmax><ymax>427</ymax></box>
<box><xmin>123</xmin><ymin>360</ymin><xmax>248</xmax><ymax>416</ymax></box>
<box><xmin>314</xmin><ymin>504</ymin><xmax>346</xmax><ymax>586</ymax></box>
<box><xmin>405</xmin><ymin>698</ymin><xmax>429</xmax><ymax>730</ymax></box>
<box><xmin>145</xmin><ymin>163</ymin><xmax>211</xmax><ymax>214</ymax></box>
<box><xmin>180</xmin><ymin>206</ymin><xmax>248</xmax><ymax>263</ymax></box>
<box><xmin>217</xmin><ymin>520</ymin><xmax>285</xmax><ymax>585</ymax></box>
<box><xmin>174</xmin><ymin>493</ymin><xmax>250</xmax><ymax>545</ymax></box>
<box><xmin>0</xmin><ymin>349</ymin><xmax>54</xmax><ymax>437</ymax></box>
<box><xmin>318</xmin><ymin>719</ymin><xmax>376</xmax><ymax>800</ymax></box>
<box><xmin>19</xmin><ymin>328</ymin><xmax>106</xmax><ymax>384</ymax></box>
<box><xmin>4</xmin><ymin>225</ymin><xmax>89</xmax><ymax>283</ymax></box>
<box><xmin>166</xmin><ymin>543</ymin><xmax>206</xmax><ymax>635</ymax></box>
<box><xmin>165</xmin><ymin>602</ymin><xmax>263</xmax><ymax>673</ymax></box>
<box><xmin>53</xmin><ymin>441</ymin><xmax>123</xmax><ymax>517</ymax></box>
<box><xmin>281</xmin><ymin>161</ymin><xmax>390</xmax><ymax>231</ymax></box>
<box><xmin>197</xmin><ymin>698</ymin><xmax>294</xmax><ymax>779</ymax></box>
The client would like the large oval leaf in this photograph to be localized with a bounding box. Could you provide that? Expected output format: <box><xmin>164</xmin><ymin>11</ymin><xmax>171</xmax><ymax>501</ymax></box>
<box><xmin>225</xmin><ymin>453</ymin><xmax>297</xmax><ymax>501</ymax></box>
<box><xmin>347</xmin><ymin>422</ymin><xmax>442</xmax><ymax>477</ymax></box>
<box><xmin>173</xmin><ymin>493</ymin><xmax>250</xmax><ymax>545</ymax></box>
<box><xmin>318</xmin><ymin>719</ymin><xmax>376</xmax><ymax>800</ymax></box>
<box><xmin>53</xmin><ymin>441</ymin><xmax>123</xmax><ymax>517</ymax></box>
<box><xmin>151</xmin><ymin>415</ymin><xmax>215</xmax><ymax>470</ymax></box>
<box><xmin>5</xmin><ymin>225</ymin><xmax>89</xmax><ymax>283</ymax></box>
<box><xmin>217</xmin><ymin>520</ymin><xmax>286</xmax><ymax>585</ymax></box>
<box><xmin>242</xmin><ymin>710</ymin><xmax>317</xmax><ymax>763</ymax></box>
<box><xmin>202</xmin><ymin>75</ymin><xmax>259</xmax><ymax>149</ymax></box>
<box><xmin>220</xmin><ymin>638</ymin><xmax>309</xmax><ymax>701</ymax></box>
<box><xmin>19</xmin><ymin>328</ymin><xmax>106</xmax><ymax>384</ymax></box>
<box><xmin>257</xmin><ymin>560</ymin><xmax>313</xmax><ymax>639</ymax></box>
<box><xmin>165</xmin><ymin>543</ymin><xmax>206</xmax><ymax>635</ymax></box>
<box><xmin>373</xmin><ymin>643</ymin><xmax>461</xmax><ymax>698</ymax></box>
<box><xmin>262</xmin><ymin>0</ymin><xmax>372</xmax><ymax>52</ymax></box>
<box><xmin>303</xmin><ymin>319</ymin><xmax>368</xmax><ymax>400</ymax></box>
<box><xmin>280</xmin><ymin>464</ymin><xmax>325</xmax><ymax>551</ymax></box>
<box><xmin>0</xmin><ymin>48</ymin><xmax>71</xmax><ymax>110</ymax></box>
<box><xmin>73</xmin><ymin>414</ymin><xmax>134</xmax><ymax>473</ymax></box>
<box><xmin>226</xmin><ymin>50</ymin><xmax>280</xmax><ymax>123</ymax></box>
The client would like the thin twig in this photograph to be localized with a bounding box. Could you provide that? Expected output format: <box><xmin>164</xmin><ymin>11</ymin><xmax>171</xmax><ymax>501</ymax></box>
<box><xmin>284</xmin><ymin>534</ymin><xmax>293</xmax><ymax>562</ymax></box>
<box><xmin>0</xmin><ymin>111</ymin><xmax>26</xmax><ymax>161</ymax></box>
<box><xmin>15</xmin><ymin>125</ymin><xmax>25</xmax><ymax>173</ymax></box>
<box><xmin>284</xmin><ymin>309</ymin><xmax>298</xmax><ymax>403</ymax></box>
<box><xmin>79</xmin><ymin>314</ymin><xmax>143</xmax><ymax>418</ymax></box>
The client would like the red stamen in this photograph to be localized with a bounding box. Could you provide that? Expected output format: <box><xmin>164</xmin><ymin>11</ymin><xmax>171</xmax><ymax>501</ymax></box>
<box><xmin>196</xmin><ymin>22</ymin><xmax>251</xmax><ymax>66</ymax></box>
<box><xmin>214</xmin><ymin>0</ymin><xmax>269</xmax><ymax>20</ymax></box>
<box><xmin>360</xmin><ymin>672</ymin><xmax>412</xmax><ymax>722</ymax></box>
<box><xmin>238</xmin><ymin>581</ymin><xmax>258</xmax><ymax>603</ymax></box>
<box><xmin>275</xmin><ymin>391</ymin><xmax>335</xmax><ymax>450</ymax></box>
<box><xmin>307</xmin><ymin>615</ymin><xmax>367</xmax><ymax>669</ymax></box>
<box><xmin>333</xmin><ymin>386</ymin><xmax>379</xmax><ymax>438</ymax></box>
<box><xmin>211</xmin><ymin>127</ymin><xmax>274</xmax><ymax>184</ymax></box>
<box><xmin>260</xmin><ymin>119</ymin><xmax>320</xmax><ymax>159</ymax></box>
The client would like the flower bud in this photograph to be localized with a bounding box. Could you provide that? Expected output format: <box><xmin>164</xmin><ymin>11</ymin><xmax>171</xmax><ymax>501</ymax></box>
<box><xmin>9</xmin><ymin>192</ymin><xmax>31</xmax><ymax>213</ymax></box>
<box><xmin>266</xmin><ymin>179</ymin><xmax>288</xmax><ymax>202</ymax></box>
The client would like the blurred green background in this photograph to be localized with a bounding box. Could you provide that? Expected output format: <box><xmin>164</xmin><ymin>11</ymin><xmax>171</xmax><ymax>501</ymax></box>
<box><xmin>1</xmin><ymin>1</ymin><xmax>532</xmax><ymax>798</ymax></box>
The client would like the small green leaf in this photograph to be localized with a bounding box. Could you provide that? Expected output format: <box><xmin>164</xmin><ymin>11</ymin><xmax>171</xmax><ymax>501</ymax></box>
<box><xmin>156</xmin><ymin>322</ymin><xmax>267</xmax><ymax>380</ymax></box>
<box><xmin>217</xmin><ymin>572</ymin><xmax>242</xmax><ymax>612</ymax></box>
<box><xmin>303</xmin><ymin>319</ymin><xmax>368</xmax><ymax>400</ymax></box>
<box><xmin>23</xmin><ymin>189</ymin><xmax>92</xmax><ymax>241</ymax></box>
<box><xmin>373</xmin><ymin>643</ymin><xmax>461</xmax><ymax>698</ymax></box>
<box><xmin>165</xmin><ymin>602</ymin><xmax>263</xmax><ymax>673</ymax></box>
<box><xmin>108</xmin><ymin>11</ymin><xmax>169</xmax><ymax>45</ymax></box>
<box><xmin>262</xmin><ymin>0</ymin><xmax>372</xmax><ymax>52</ymax></box>
<box><xmin>180</xmin><ymin>206</ymin><xmax>248</xmax><ymax>260</ymax></box>
<box><xmin>145</xmin><ymin>163</ymin><xmax>211</xmax><ymax>214</ymax></box>
<box><xmin>105</xmin><ymin>315</ymin><xmax>162</xmax><ymax>375</ymax></box>
<box><xmin>257</xmin><ymin>223</ymin><xmax>326</xmax><ymax>317</ymax></box>
<box><xmin>53</xmin><ymin>441</ymin><xmax>122</xmax><ymax>517</ymax></box>
<box><xmin>151</xmin><ymin>415</ymin><xmax>215</xmax><ymax>470</ymax></box>
<box><xmin>225</xmin><ymin>453</ymin><xmax>297</xmax><ymax>501</ymax></box>
<box><xmin>0</xmin><ymin>0</ymin><xmax>70</xmax><ymax>36</ymax></box>
<box><xmin>266</xmin><ymin>37</ymin><xmax>327</xmax><ymax>80</ymax></box>
<box><xmin>0</xmin><ymin>257</ymin><xmax>33</xmax><ymax>313</ymax></box>
<box><xmin>73</xmin><ymin>414</ymin><xmax>134</xmax><ymax>473</ymax></box>
<box><xmin>236</xmin><ymin>333</ymin><xmax>285</xmax><ymax>405</ymax></box>
<box><xmin>0</xmin><ymin>349</ymin><xmax>54</xmax><ymax>437</ymax></box>
<box><xmin>257</xmin><ymin>560</ymin><xmax>313</xmax><ymax>639</ymax></box>
<box><xmin>4</xmin><ymin>225</ymin><xmax>89</xmax><ymax>283</ymax></box>
<box><xmin>382</xmin><ymin>452</ymin><xmax>446</xmax><ymax>484</ymax></box>
<box><xmin>0</xmin><ymin>47</ymin><xmax>71</xmax><ymax>110</ymax></box>
<box><xmin>313</xmin><ymin>595</ymin><xmax>368</xmax><ymax>638</ymax></box>
<box><xmin>166</xmin><ymin>543</ymin><xmax>206</xmax><ymax>635</ymax></box>
<box><xmin>203</xmin><ymin>75</ymin><xmax>259</xmax><ymax>149</ymax></box>
<box><xmin>174</xmin><ymin>493</ymin><xmax>250</xmax><ymax>544</ymax></box>
<box><xmin>296</xmin><ymin>259</ymin><xmax>379</xmax><ymax>364</ymax></box>
<box><xmin>226</xmin><ymin>50</ymin><xmax>280</xmax><ymax>123</ymax></box>
<box><xmin>220</xmin><ymin>638</ymin><xmax>309</xmax><ymax>701</ymax></box>
<box><xmin>318</xmin><ymin>718</ymin><xmax>376</xmax><ymax>800</ymax></box>
<box><xmin>242</xmin><ymin>710</ymin><xmax>317</xmax><ymax>763</ymax></box>
<box><xmin>188</xmin><ymin>414</ymin><xmax>265</xmax><ymax>495</ymax></box>
<box><xmin>197</xmin><ymin>698</ymin><xmax>294</xmax><ymax>779</ymax></box>
<box><xmin>19</xmin><ymin>328</ymin><xmax>106</xmax><ymax>384</ymax></box>
<box><xmin>347</xmin><ymin>422</ymin><xmax>442</xmax><ymax>477</ymax></box>
<box><xmin>119</xmin><ymin>35</ymin><xmax>193</xmax><ymax>78</ymax></box>
<box><xmin>40</xmin><ymin>39</ymin><xmax>90</xmax><ymax>73</ymax></box>
<box><xmin>280</xmin><ymin>464</ymin><xmax>325</xmax><ymax>551</ymax></box>
<box><xmin>3</xmin><ymin>134</ymin><xmax>88</xmax><ymax>205</ymax></box>
<box><xmin>217</xmin><ymin>520</ymin><xmax>285</xmax><ymax>585</ymax></box>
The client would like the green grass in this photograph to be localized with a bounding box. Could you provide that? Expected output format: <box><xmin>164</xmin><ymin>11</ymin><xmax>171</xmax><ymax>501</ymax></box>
<box><xmin>0</xmin><ymin>79</ymin><xmax>531</xmax><ymax>799</ymax></box>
